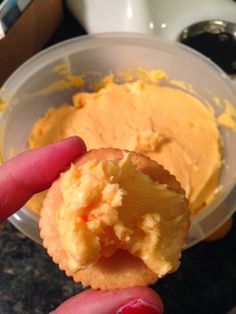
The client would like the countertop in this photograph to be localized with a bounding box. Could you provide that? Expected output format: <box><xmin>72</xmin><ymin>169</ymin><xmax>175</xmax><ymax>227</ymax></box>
<box><xmin>1</xmin><ymin>9</ymin><xmax>236</xmax><ymax>314</ymax></box>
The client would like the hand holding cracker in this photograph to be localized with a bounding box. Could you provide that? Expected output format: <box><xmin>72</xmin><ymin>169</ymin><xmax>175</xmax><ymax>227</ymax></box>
<box><xmin>0</xmin><ymin>137</ymin><xmax>164</xmax><ymax>313</ymax></box>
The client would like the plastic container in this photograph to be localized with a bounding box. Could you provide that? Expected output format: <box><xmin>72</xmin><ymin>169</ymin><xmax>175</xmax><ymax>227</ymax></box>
<box><xmin>0</xmin><ymin>33</ymin><xmax>236</xmax><ymax>246</ymax></box>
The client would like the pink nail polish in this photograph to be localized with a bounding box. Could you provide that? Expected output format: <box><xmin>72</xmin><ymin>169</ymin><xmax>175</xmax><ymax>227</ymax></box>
<box><xmin>116</xmin><ymin>298</ymin><xmax>161</xmax><ymax>314</ymax></box>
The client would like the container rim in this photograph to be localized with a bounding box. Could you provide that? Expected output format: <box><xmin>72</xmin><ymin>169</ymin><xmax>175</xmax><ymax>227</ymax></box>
<box><xmin>1</xmin><ymin>32</ymin><xmax>234</xmax><ymax>97</ymax></box>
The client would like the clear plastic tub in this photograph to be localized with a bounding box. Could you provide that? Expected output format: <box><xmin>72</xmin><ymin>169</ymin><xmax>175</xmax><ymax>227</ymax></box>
<box><xmin>0</xmin><ymin>33</ymin><xmax>236</xmax><ymax>246</ymax></box>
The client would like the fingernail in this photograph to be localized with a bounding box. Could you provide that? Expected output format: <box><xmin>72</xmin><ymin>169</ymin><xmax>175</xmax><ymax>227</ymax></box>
<box><xmin>116</xmin><ymin>298</ymin><xmax>161</xmax><ymax>314</ymax></box>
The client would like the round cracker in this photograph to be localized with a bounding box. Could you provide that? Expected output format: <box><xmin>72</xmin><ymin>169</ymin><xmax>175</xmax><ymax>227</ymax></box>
<box><xmin>40</xmin><ymin>148</ymin><xmax>189</xmax><ymax>290</ymax></box>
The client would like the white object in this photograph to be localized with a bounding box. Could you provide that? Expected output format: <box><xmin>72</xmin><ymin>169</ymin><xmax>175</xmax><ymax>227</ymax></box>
<box><xmin>66</xmin><ymin>0</ymin><xmax>236</xmax><ymax>40</ymax></box>
<box><xmin>0</xmin><ymin>33</ymin><xmax>236</xmax><ymax>246</ymax></box>
<box><xmin>0</xmin><ymin>0</ymin><xmax>32</xmax><ymax>38</ymax></box>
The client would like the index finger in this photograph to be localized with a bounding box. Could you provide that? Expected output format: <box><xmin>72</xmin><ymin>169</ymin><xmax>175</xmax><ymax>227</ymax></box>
<box><xmin>0</xmin><ymin>136</ymin><xmax>86</xmax><ymax>221</ymax></box>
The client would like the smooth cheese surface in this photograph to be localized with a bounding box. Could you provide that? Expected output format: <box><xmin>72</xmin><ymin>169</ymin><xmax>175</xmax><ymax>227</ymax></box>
<box><xmin>29</xmin><ymin>80</ymin><xmax>222</xmax><ymax>215</ymax></box>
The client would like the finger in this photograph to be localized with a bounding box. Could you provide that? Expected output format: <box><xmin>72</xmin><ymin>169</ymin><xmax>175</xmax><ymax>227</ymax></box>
<box><xmin>0</xmin><ymin>136</ymin><xmax>86</xmax><ymax>221</ymax></box>
<box><xmin>51</xmin><ymin>286</ymin><xmax>163</xmax><ymax>314</ymax></box>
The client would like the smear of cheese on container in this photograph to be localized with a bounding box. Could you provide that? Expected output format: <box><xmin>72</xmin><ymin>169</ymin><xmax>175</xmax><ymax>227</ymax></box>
<box><xmin>217</xmin><ymin>100</ymin><xmax>236</xmax><ymax>131</ymax></box>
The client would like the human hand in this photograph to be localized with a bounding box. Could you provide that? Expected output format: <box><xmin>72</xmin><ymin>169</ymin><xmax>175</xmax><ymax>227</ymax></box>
<box><xmin>0</xmin><ymin>136</ymin><xmax>163</xmax><ymax>314</ymax></box>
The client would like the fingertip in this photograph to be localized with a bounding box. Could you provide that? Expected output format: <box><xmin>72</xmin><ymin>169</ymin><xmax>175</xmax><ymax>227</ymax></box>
<box><xmin>56</xmin><ymin>136</ymin><xmax>87</xmax><ymax>154</ymax></box>
<box><xmin>52</xmin><ymin>287</ymin><xmax>163</xmax><ymax>314</ymax></box>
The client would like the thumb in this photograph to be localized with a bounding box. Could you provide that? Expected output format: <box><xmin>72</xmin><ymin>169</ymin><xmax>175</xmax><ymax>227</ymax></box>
<box><xmin>51</xmin><ymin>287</ymin><xmax>163</xmax><ymax>314</ymax></box>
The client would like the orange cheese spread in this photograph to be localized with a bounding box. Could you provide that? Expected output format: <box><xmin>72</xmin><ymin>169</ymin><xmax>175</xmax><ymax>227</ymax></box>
<box><xmin>28</xmin><ymin>80</ymin><xmax>222</xmax><ymax>215</ymax></box>
<box><xmin>55</xmin><ymin>154</ymin><xmax>186</xmax><ymax>276</ymax></box>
